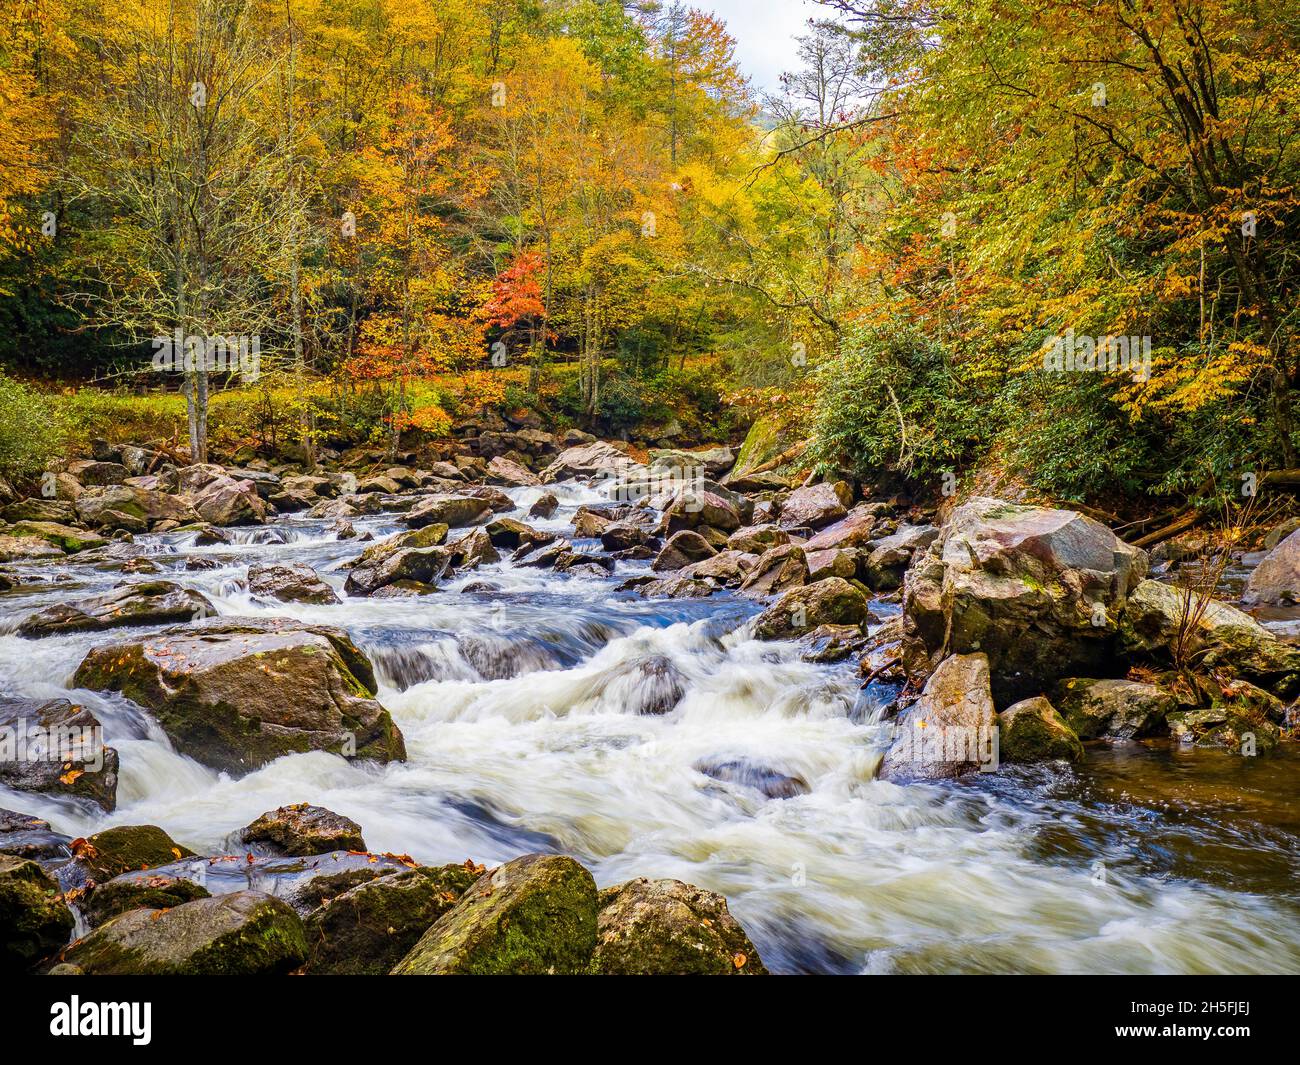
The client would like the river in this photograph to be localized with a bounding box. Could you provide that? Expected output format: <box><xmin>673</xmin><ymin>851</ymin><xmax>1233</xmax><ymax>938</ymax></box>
<box><xmin>2</xmin><ymin>480</ymin><xmax>1298</xmax><ymax>973</ymax></box>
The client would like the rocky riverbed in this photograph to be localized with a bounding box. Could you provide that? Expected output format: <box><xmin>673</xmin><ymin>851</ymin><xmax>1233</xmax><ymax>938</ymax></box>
<box><xmin>2</xmin><ymin>429</ymin><xmax>1300</xmax><ymax>974</ymax></box>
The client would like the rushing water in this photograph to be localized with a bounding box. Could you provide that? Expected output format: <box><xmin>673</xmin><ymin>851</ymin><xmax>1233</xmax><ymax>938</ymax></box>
<box><xmin>2</xmin><ymin>480</ymin><xmax>1299</xmax><ymax>974</ymax></box>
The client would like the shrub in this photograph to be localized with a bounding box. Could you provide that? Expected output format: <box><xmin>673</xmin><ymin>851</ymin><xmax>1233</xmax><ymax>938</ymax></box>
<box><xmin>0</xmin><ymin>373</ymin><xmax>67</xmax><ymax>480</ymax></box>
<box><xmin>811</xmin><ymin>323</ymin><xmax>992</xmax><ymax>483</ymax></box>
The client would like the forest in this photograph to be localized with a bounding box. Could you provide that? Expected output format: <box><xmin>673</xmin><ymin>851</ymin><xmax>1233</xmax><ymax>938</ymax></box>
<box><xmin>0</xmin><ymin>0</ymin><xmax>1294</xmax><ymax>515</ymax></box>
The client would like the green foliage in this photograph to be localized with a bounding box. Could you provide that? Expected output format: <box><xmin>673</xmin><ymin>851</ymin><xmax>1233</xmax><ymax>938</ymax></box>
<box><xmin>811</xmin><ymin>323</ymin><xmax>991</xmax><ymax>483</ymax></box>
<box><xmin>0</xmin><ymin>373</ymin><xmax>67</xmax><ymax>479</ymax></box>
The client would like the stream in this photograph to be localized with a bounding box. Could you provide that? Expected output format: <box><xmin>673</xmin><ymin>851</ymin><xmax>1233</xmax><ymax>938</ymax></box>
<box><xmin>2</xmin><ymin>480</ymin><xmax>1299</xmax><ymax>974</ymax></box>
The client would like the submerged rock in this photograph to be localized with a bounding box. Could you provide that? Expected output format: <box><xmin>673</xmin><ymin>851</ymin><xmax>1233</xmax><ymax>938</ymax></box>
<box><xmin>696</xmin><ymin>759</ymin><xmax>808</xmax><ymax>799</ymax></box>
<box><xmin>0</xmin><ymin>809</ymin><xmax>72</xmax><ymax>863</ymax></box>
<box><xmin>593</xmin><ymin>877</ymin><xmax>767</xmax><ymax>975</ymax></box>
<box><xmin>60</xmin><ymin>890</ymin><xmax>307</xmax><ymax>975</ymax></box>
<box><xmin>240</xmin><ymin>804</ymin><xmax>366</xmax><ymax>857</ymax></box>
<box><xmin>0</xmin><ymin>855</ymin><xmax>75</xmax><ymax>971</ymax></box>
<box><xmin>73</xmin><ymin>617</ymin><xmax>405</xmax><ymax>775</ymax></box>
<box><xmin>391</xmin><ymin>854</ymin><xmax>598</xmax><ymax>975</ymax></box>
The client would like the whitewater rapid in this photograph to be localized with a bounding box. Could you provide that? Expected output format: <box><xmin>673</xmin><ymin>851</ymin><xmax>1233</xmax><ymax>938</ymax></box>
<box><xmin>2</xmin><ymin>478</ymin><xmax>1298</xmax><ymax>973</ymax></box>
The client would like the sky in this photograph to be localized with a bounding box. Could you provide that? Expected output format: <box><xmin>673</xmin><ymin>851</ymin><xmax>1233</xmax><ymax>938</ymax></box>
<box><xmin>692</xmin><ymin>0</ymin><xmax>824</xmax><ymax>97</ymax></box>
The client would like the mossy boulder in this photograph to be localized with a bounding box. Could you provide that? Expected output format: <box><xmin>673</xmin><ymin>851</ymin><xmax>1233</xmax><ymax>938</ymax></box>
<box><xmin>0</xmin><ymin>855</ymin><xmax>75</xmax><ymax>971</ymax></box>
<box><xmin>754</xmin><ymin>577</ymin><xmax>870</xmax><ymax>639</ymax></box>
<box><xmin>75</xmin><ymin>824</ymin><xmax>195</xmax><ymax>885</ymax></box>
<box><xmin>82</xmin><ymin>873</ymin><xmax>212</xmax><ymax>928</ymax></box>
<box><xmin>7</xmin><ymin>520</ymin><xmax>107</xmax><ymax>553</ymax></box>
<box><xmin>72</xmin><ymin>617</ymin><xmax>405</xmax><ymax>775</ymax></box>
<box><xmin>593</xmin><ymin>877</ymin><xmax>767</xmax><ymax>975</ymax></box>
<box><xmin>998</xmin><ymin>696</ymin><xmax>1084</xmax><ymax>763</ymax></box>
<box><xmin>391</xmin><ymin>853</ymin><xmax>598</xmax><ymax>975</ymax></box>
<box><xmin>60</xmin><ymin>891</ymin><xmax>307</xmax><ymax>975</ymax></box>
<box><xmin>1118</xmin><ymin>579</ymin><xmax>1300</xmax><ymax>697</ymax></box>
<box><xmin>304</xmin><ymin>864</ymin><xmax>478</xmax><ymax>975</ymax></box>
<box><xmin>240</xmin><ymin>804</ymin><xmax>366</xmax><ymax>856</ymax></box>
<box><xmin>1053</xmin><ymin>677</ymin><xmax>1177</xmax><ymax>740</ymax></box>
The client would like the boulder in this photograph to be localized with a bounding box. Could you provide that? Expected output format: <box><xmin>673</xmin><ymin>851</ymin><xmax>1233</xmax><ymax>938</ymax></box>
<box><xmin>391</xmin><ymin>854</ymin><xmax>598</xmax><ymax>975</ymax></box>
<box><xmin>344</xmin><ymin>527</ymin><xmax>452</xmax><ymax>597</ymax></box>
<box><xmin>805</xmin><ymin>547</ymin><xmax>858</xmax><ymax>582</ymax></box>
<box><xmin>83</xmin><ymin>873</ymin><xmax>211</xmax><ymax>928</ymax></box>
<box><xmin>1118</xmin><ymin>579</ymin><xmax>1300</xmax><ymax>695</ymax></box>
<box><xmin>679</xmin><ymin>550</ymin><xmax>758</xmax><ymax>585</ymax></box>
<box><xmin>0</xmin><ymin>534</ymin><xmax>64</xmax><ymax>563</ymax></box>
<box><xmin>247</xmin><ymin>562</ymin><xmax>340</xmax><ymax>605</ymax></box>
<box><xmin>543</xmin><ymin>441</ymin><xmax>639</xmax><ymax>482</ymax></box>
<box><xmin>727</xmin><ymin>524</ymin><xmax>791</xmax><ymax>554</ymax></box>
<box><xmin>1243</xmin><ymin>528</ymin><xmax>1300</xmax><ymax>606</ymax></box>
<box><xmin>601</xmin><ymin>519</ymin><xmax>655</xmax><ymax>552</ymax></box>
<box><xmin>449</xmin><ymin>528</ymin><xmax>501</xmax><ymax>570</ymax></box>
<box><xmin>903</xmin><ymin>497</ymin><xmax>1147</xmax><ymax>702</ymax></box>
<box><xmin>593</xmin><ymin>878</ymin><xmax>767</xmax><ymax>975</ymax></box>
<box><xmin>754</xmin><ymin>577</ymin><xmax>870</xmax><ymax>639</ymax></box>
<box><xmin>302</xmin><ymin>864</ymin><xmax>478</xmax><ymax>975</ymax></box>
<box><xmin>486</xmin><ymin>517</ymin><xmax>556</xmax><ymax>551</ymax></box>
<box><xmin>1053</xmin><ymin>677</ymin><xmax>1177</xmax><ymax>740</ymax></box>
<box><xmin>665</xmin><ymin>491</ymin><xmax>741</xmax><ymax>534</ymax></box>
<box><xmin>406</xmin><ymin>494</ymin><xmax>491</xmax><ymax>529</ymax></box>
<box><xmin>879</xmin><ymin>653</ymin><xmax>998</xmax><ymax>782</ymax></box>
<box><xmin>17</xmin><ymin>580</ymin><xmax>215</xmax><ymax>637</ymax></box>
<box><xmin>188</xmin><ymin>476</ymin><xmax>269</xmax><ymax>526</ymax></box>
<box><xmin>652</xmin><ymin>529</ymin><xmax>715</xmax><ymax>571</ymax></box>
<box><xmin>0</xmin><ymin>855</ymin><xmax>74</xmax><ymax>971</ymax></box>
<box><xmin>528</xmin><ymin>493</ymin><xmax>559</xmax><ymax>519</ymax></box>
<box><xmin>779</xmin><ymin>482</ymin><xmax>851</xmax><ymax>529</ymax></box>
<box><xmin>5</xmin><ymin>520</ymin><xmax>106</xmax><ymax>553</ymax></box>
<box><xmin>73</xmin><ymin>617</ymin><xmax>406</xmax><ymax>775</ymax></box>
<box><xmin>0</xmin><ymin>696</ymin><xmax>119</xmax><ymax>811</ymax></box>
<box><xmin>486</xmin><ymin>456</ymin><xmax>542</xmax><ymax>487</ymax></box>
<box><xmin>66</xmin><ymin>459</ymin><xmax>129</xmax><ymax>487</ymax></box>
<box><xmin>2</xmin><ymin>498</ymin><xmax>78</xmax><ymax>524</ymax></box>
<box><xmin>864</xmin><ymin>524</ymin><xmax>940</xmax><ymax>590</ymax></box>
<box><xmin>726</xmin><ymin>413</ymin><xmax>792</xmax><ymax>483</ymax></box>
<box><xmin>240</xmin><ymin>804</ymin><xmax>365</xmax><ymax>856</ymax></box>
<box><xmin>738</xmin><ymin>543</ymin><xmax>808</xmax><ymax>599</ymax></box>
<box><xmin>72</xmin><ymin>824</ymin><xmax>196</xmax><ymax>884</ymax></box>
<box><xmin>649</xmin><ymin>446</ymin><xmax>735</xmax><ymax>479</ymax></box>
<box><xmin>76</xmin><ymin>485</ymin><xmax>199</xmax><ymax>530</ymax></box>
<box><xmin>60</xmin><ymin>891</ymin><xmax>306</xmax><ymax>975</ymax></box>
<box><xmin>998</xmin><ymin>696</ymin><xmax>1084</xmax><ymax>762</ymax></box>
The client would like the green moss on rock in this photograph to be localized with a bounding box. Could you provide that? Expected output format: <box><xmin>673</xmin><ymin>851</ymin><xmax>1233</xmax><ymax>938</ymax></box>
<box><xmin>0</xmin><ymin>855</ymin><xmax>75</xmax><ymax>971</ymax></box>
<box><xmin>391</xmin><ymin>854</ymin><xmax>597</xmax><ymax>975</ymax></box>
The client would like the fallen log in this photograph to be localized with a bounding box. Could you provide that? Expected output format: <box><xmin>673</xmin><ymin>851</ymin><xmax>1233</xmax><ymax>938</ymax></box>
<box><xmin>1132</xmin><ymin>509</ymin><xmax>1201</xmax><ymax>549</ymax></box>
